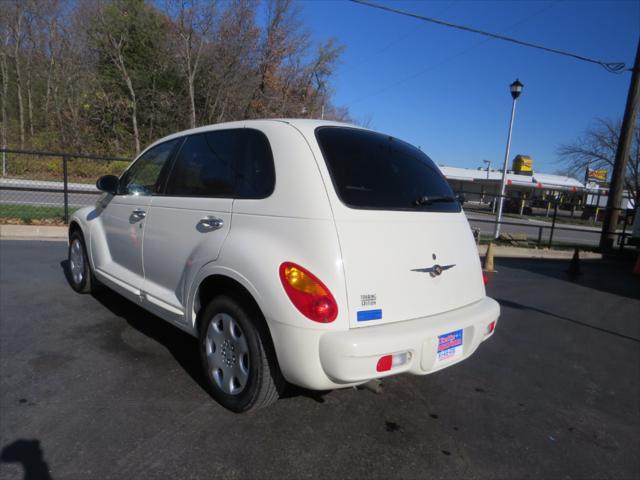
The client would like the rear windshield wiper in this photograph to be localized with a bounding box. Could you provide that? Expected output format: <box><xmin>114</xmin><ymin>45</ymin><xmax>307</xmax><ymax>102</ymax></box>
<box><xmin>414</xmin><ymin>195</ymin><xmax>456</xmax><ymax>206</ymax></box>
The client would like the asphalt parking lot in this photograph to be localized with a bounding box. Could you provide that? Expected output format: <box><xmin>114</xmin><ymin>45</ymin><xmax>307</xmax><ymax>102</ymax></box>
<box><xmin>1</xmin><ymin>240</ymin><xmax>639</xmax><ymax>480</ymax></box>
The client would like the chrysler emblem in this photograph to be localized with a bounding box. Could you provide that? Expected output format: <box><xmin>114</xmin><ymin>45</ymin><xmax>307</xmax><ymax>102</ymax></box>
<box><xmin>411</xmin><ymin>264</ymin><xmax>456</xmax><ymax>277</ymax></box>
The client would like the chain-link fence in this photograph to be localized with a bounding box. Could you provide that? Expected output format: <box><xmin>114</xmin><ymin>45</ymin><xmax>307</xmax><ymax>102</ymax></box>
<box><xmin>0</xmin><ymin>148</ymin><xmax>636</xmax><ymax>250</ymax></box>
<box><xmin>453</xmin><ymin>188</ymin><xmax>636</xmax><ymax>250</ymax></box>
<box><xmin>0</xmin><ymin>149</ymin><xmax>130</xmax><ymax>224</ymax></box>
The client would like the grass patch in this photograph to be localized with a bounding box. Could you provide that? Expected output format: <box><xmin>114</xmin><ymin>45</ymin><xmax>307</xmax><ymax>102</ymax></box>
<box><xmin>0</xmin><ymin>204</ymin><xmax>78</xmax><ymax>223</ymax></box>
<box><xmin>2</xmin><ymin>155</ymin><xmax>129</xmax><ymax>184</ymax></box>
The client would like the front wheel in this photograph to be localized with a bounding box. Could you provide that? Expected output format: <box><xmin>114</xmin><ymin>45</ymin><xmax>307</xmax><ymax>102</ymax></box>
<box><xmin>199</xmin><ymin>295</ymin><xmax>283</xmax><ymax>412</ymax></box>
<box><xmin>68</xmin><ymin>231</ymin><xmax>95</xmax><ymax>293</ymax></box>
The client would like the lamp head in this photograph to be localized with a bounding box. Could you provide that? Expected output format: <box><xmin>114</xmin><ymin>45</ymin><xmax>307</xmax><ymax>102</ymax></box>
<box><xmin>510</xmin><ymin>79</ymin><xmax>524</xmax><ymax>100</ymax></box>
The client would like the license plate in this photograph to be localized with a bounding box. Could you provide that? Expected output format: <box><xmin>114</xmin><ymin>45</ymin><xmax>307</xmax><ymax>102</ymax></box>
<box><xmin>437</xmin><ymin>329</ymin><xmax>463</xmax><ymax>363</ymax></box>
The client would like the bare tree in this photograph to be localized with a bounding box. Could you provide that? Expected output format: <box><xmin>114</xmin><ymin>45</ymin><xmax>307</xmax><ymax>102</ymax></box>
<box><xmin>300</xmin><ymin>38</ymin><xmax>344</xmax><ymax>118</ymax></box>
<box><xmin>0</xmin><ymin>11</ymin><xmax>10</xmax><ymax>175</ymax></box>
<box><xmin>89</xmin><ymin>2</ymin><xmax>143</xmax><ymax>153</ymax></box>
<box><xmin>24</xmin><ymin>2</ymin><xmax>36</xmax><ymax>141</ymax></box>
<box><xmin>41</xmin><ymin>4</ymin><xmax>59</xmax><ymax>131</ymax></box>
<box><xmin>558</xmin><ymin>118</ymin><xmax>639</xmax><ymax>204</ymax></box>
<box><xmin>202</xmin><ymin>0</ymin><xmax>260</xmax><ymax>123</ymax></box>
<box><xmin>246</xmin><ymin>0</ymin><xmax>308</xmax><ymax>118</ymax></box>
<box><xmin>8</xmin><ymin>2</ymin><xmax>26</xmax><ymax>148</ymax></box>
<box><xmin>165</xmin><ymin>0</ymin><xmax>216</xmax><ymax>129</ymax></box>
<box><xmin>0</xmin><ymin>0</ymin><xmax>347</xmax><ymax>157</ymax></box>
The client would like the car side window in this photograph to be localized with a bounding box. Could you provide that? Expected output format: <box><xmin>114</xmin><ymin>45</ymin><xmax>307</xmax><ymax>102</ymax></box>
<box><xmin>120</xmin><ymin>139</ymin><xmax>179</xmax><ymax>196</ymax></box>
<box><xmin>166</xmin><ymin>132</ymin><xmax>235</xmax><ymax>197</ymax></box>
<box><xmin>234</xmin><ymin>129</ymin><xmax>275</xmax><ymax>199</ymax></box>
<box><xmin>165</xmin><ymin>129</ymin><xmax>274</xmax><ymax>198</ymax></box>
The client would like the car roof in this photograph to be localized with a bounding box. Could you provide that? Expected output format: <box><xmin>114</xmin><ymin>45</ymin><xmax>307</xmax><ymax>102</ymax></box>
<box><xmin>143</xmin><ymin>119</ymin><xmax>363</xmax><ymax>156</ymax></box>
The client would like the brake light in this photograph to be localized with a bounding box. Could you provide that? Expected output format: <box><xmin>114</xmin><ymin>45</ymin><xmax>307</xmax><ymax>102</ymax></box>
<box><xmin>482</xmin><ymin>272</ymin><xmax>489</xmax><ymax>286</ymax></box>
<box><xmin>486</xmin><ymin>321</ymin><xmax>496</xmax><ymax>335</ymax></box>
<box><xmin>279</xmin><ymin>262</ymin><xmax>338</xmax><ymax>323</ymax></box>
<box><xmin>376</xmin><ymin>355</ymin><xmax>392</xmax><ymax>372</ymax></box>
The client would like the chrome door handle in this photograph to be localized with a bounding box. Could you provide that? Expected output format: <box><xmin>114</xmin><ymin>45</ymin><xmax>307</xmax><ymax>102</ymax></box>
<box><xmin>132</xmin><ymin>209</ymin><xmax>146</xmax><ymax>219</ymax></box>
<box><xmin>198</xmin><ymin>216</ymin><xmax>224</xmax><ymax>230</ymax></box>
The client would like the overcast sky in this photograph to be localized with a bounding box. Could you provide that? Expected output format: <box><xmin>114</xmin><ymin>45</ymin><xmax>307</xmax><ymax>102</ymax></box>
<box><xmin>299</xmin><ymin>0</ymin><xmax>639</xmax><ymax>175</ymax></box>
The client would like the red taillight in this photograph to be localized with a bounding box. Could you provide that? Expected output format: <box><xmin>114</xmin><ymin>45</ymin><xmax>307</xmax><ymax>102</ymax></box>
<box><xmin>482</xmin><ymin>272</ymin><xmax>489</xmax><ymax>286</ymax></box>
<box><xmin>376</xmin><ymin>355</ymin><xmax>392</xmax><ymax>372</ymax></box>
<box><xmin>279</xmin><ymin>262</ymin><xmax>338</xmax><ymax>323</ymax></box>
<box><xmin>487</xmin><ymin>321</ymin><xmax>496</xmax><ymax>335</ymax></box>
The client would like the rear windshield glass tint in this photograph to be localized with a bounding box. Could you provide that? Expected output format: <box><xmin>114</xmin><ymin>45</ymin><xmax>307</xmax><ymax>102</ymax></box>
<box><xmin>316</xmin><ymin>127</ymin><xmax>460</xmax><ymax>212</ymax></box>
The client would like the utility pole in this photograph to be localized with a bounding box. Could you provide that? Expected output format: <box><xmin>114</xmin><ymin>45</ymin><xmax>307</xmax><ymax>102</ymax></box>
<box><xmin>599</xmin><ymin>36</ymin><xmax>640</xmax><ymax>251</ymax></box>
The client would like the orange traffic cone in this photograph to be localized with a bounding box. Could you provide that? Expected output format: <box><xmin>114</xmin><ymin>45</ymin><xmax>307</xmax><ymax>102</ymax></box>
<box><xmin>633</xmin><ymin>255</ymin><xmax>640</xmax><ymax>276</ymax></box>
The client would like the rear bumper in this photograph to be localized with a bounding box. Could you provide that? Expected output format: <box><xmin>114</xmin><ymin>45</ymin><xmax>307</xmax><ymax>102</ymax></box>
<box><xmin>319</xmin><ymin>297</ymin><xmax>500</xmax><ymax>384</ymax></box>
<box><xmin>269</xmin><ymin>296</ymin><xmax>500</xmax><ymax>390</ymax></box>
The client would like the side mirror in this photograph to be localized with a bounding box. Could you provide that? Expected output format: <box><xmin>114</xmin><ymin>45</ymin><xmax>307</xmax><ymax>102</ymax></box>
<box><xmin>96</xmin><ymin>175</ymin><xmax>119</xmax><ymax>195</ymax></box>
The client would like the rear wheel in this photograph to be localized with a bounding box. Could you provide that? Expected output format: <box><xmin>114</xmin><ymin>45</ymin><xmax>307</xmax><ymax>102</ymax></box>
<box><xmin>68</xmin><ymin>231</ymin><xmax>95</xmax><ymax>293</ymax></box>
<box><xmin>199</xmin><ymin>295</ymin><xmax>283</xmax><ymax>412</ymax></box>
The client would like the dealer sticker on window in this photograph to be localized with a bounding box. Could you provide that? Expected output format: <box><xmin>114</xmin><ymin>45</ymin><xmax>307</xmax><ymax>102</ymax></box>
<box><xmin>437</xmin><ymin>329</ymin><xmax>463</xmax><ymax>363</ymax></box>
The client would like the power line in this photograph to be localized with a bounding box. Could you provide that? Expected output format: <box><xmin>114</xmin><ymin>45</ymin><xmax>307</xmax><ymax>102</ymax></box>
<box><xmin>342</xmin><ymin>1</ymin><xmax>456</xmax><ymax>74</ymax></box>
<box><xmin>350</xmin><ymin>0</ymin><xmax>630</xmax><ymax>74</ymax></box>
<box><xmin>347</xmin><ymin>0</ymin><xmax>563</xmax><ymax>105</ymax></box>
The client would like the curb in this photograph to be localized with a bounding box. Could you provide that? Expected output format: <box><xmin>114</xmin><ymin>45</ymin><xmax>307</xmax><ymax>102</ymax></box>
<box><xmin>0</xmin><ymin>224</ymin><xmax>68</xmax><ymax>241</ymax></box>
<box><xmin>477</xmin><ymin>244</ymin><xmax>602</xmax><ymax>260</ymax></box>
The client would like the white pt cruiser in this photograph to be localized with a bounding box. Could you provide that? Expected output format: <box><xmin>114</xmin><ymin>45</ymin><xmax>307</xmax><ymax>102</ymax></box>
<box><xmin>67</xmin><ymin>119</ymin><xmax>500</xmax><ymax>412</ymax></box>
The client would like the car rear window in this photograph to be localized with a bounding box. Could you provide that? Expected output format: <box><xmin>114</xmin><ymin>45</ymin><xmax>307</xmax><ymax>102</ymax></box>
<box><xmin>315</xmin><ymin>127</ymin><xmax>460</xmax><ymax>213</ymax></box>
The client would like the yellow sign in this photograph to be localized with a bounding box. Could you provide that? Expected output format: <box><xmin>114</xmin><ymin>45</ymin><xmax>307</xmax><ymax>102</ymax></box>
<box><xmin>587</xmin><ymin>169</ymin><xmax>608</xmax><ymax>182</ymax></box>
<box><xmin>512</xmin><ymin>155</ymin><xmax>533</xmax><ymax>175</ymax></box>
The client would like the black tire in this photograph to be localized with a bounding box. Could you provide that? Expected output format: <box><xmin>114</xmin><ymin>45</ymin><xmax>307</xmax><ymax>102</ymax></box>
<box><xmin>199</xmin><ymin>295</ymin><xmax>284</xmax><ymax>412</ymax></box>
<box><xmin>68</xmin><ymin>230</ymin><xmax>95</xmax><ymax>294</ymax></box>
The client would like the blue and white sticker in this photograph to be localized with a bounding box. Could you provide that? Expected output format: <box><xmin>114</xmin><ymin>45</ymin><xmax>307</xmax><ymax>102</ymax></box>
<box><xmin>357</xmin><ymin>309</ymin><xmax>382</xmax><ymax>322</ymax></box>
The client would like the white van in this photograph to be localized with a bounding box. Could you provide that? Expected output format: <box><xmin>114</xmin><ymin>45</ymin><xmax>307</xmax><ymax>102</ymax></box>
<box><xmin>67</xmin><ymin>119</ymin><xmax>500</xmax><ymax>412</ymax></box>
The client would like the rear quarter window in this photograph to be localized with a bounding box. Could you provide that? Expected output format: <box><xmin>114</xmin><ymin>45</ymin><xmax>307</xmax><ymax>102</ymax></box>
<box><xmin>165</xmin><ymin>128</ymin><xmax>275</xmax><ymax>199</ymax></box>
<box><xmin>315</xmin><ymin>127</ymin><xmax>460</xmax><ymax>213</ymax></box>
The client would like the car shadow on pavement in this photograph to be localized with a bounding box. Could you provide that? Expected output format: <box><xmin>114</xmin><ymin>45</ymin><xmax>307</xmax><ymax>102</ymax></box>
<box><xmin>494</xmin><ymin>256</ymin><xmax>640</xmax><ymax>301</ymax></box>
<box><xmin>91</xmin><ymin>286</ymin><xmax>209</xmax><ymax>392</ymax></box>
<box><xmin>1</xmin><ymin>439</ymin><xmax>52</xmax><ymax>480</ymax></box>
<box><xmin>61</xmin><ymin>258</ymin><xmax>208</xmax><ymax>392</ymax></box>
<box><xmin>61</xmin><ymin>259</ymin><xmax>335</xmax><ymax>403</ymax></box>
<box><xmin>60</xmin><ymin>259</ymin><xmax>74</xmax><ymax>288</ymax></box>
<box><xmin>280</xmin><ymin>385</ymin><xmax>332</xmax><ymax>403</ymax></box>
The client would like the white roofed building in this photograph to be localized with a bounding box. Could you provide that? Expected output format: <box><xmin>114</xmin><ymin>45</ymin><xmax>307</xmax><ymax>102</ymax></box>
<box><xmin>437</xmin><ymin>159</ymin><xmax>635</xmax><ymax>215</ymax></box>
<box><xmin>438</xmin><ymin>163</ymin><xmax>584</xmax><ymax>205</ymax></box>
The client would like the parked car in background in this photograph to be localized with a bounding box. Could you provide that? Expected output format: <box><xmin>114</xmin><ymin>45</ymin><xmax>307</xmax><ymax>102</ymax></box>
<box><xmin>67</xmin><ymin>119</ymin><xmax>500</xmax><ymax>412</ymax></box>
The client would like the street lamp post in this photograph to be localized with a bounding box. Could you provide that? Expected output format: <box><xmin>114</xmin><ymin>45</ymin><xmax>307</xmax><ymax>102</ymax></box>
<box><xmin>483</xmin><ymin>159</ymin><xmax>491</xmax><ymax>179</ymax></box>
<box><xmin>483</xmin><ymin>159</ymin><xmax>492</xmax><ymax>207</ymax></box>
<box><xmin>494</xmin><ymin>79</ymin><xmax>524</xmax><ymax>239</ymax></box>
